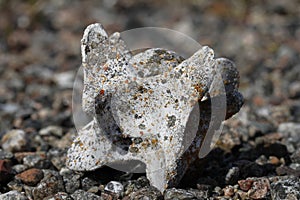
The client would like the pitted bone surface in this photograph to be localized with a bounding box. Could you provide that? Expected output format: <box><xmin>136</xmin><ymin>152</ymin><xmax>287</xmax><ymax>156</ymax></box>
<box><xmin>81</xmin><ymin>23</ymin><xmax>133</xmax><ymax>116</ymax></box>
<box><xmin>67</xmin><ymin>23</ymin><xmax>244</xmax><ymax>191</ymax></box>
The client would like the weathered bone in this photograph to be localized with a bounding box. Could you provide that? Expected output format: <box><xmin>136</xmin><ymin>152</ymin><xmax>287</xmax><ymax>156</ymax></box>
<box><xmin>67</xmin><ymin>23</ymin><xmax>243</xmax><ymax>191</ymax></box>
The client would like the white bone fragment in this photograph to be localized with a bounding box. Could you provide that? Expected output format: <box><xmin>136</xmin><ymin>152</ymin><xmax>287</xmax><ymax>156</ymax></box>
<box><xmin>67</xmin><ymin>23</ymin><xmax>243</xmax><ymax>192</ymax></box>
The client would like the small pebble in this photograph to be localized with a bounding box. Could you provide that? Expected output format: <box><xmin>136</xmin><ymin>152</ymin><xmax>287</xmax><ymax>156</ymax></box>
<box><xmin>128</xmin><ymin>186</ymin><xmax>163</xmax><ymax>200</ymax></box>
<box><xmin>236</xmin><ymin>190</ymin><xmax>248</xmax><ymax>199</ymax></box>
<box><xmin>81</xmin><ymin>177</ymin><xmax>99</xmax><ymax>191</ymax></box>
<box><xmin>1</xmin><ymin>129</ymin><xmax>29</xmax><ymax>153</ymax></box>
<box><xmin>101</xmin><ymin>192</ymin><xmax>115</xmax><ymax>200</ymax></box>
<box><xmin>63</xmin><ymin>173</ymin><xmax>81</xmax><ymax>193</ymax></box>
<box><xmin>16</xmin><ymin>168</ymin><xmax>44</xmax><ymax>186</ymax></box>
<box><xmin>32</xmin><ymin>170</ymin><xmax>65</xmax><ymax>199</ymax></box>
<box><xmin>0</xmin><ymin>149</ymin><xmax>14</xmax><ymax>160</ymax></box>
<box><xmin>248</xmin><ymin>178</ymin><xmax>270</xmax><ymax>199</ymax></box>
<box><xmin>71</xmin><ymin>189</ymin><xmax>102</xmax><ymax>200</ymax></box>
<box><xmin>289</xmin><ymin>81</ymin><xmax>300</xmax><ymax>98</ymax></box>
<box><xmin>7</xmin><ymin>179</ymin><xmax>23</xmax><ymax>192</ymax></box>
<box><xmin>23</xmin><ymin>185</ymin><xmax>35</xmax><ymax>199</ymax></box>
<box><xmin>164</xmin><ymin>188</ymin><xmax>195</xmax><ymax>200</ymax></box>
<box><xmin>39</xmin><ymin>125</ymin><xmax>63</xmax><ymax>137</ymax></box>
<box><xmin>278</xmin><ymin>123</ymin><xmax>300</xmax><ymax>142</ymax></box>
<box><xmin>268</xmin><ymin>156</ymin><xmax>280</xmax><ymax>165</ymax></box>
<box><xmin>223</xmin><ymin>185</ymin><xmax>234</xmax><ymax>197</ymax></box>
<box><xmin>104</xmin><ymin>181</ymin><xmax>124</xmax><ymax>195</ymax></box>
<box><xmin>43</xmin><ymin>192</ymin><xmax>71</xmax><ymax>200</ymax></box>
<box><xmin>23</xmin><ymin>152</ymin><xmax>50</xmax><ymax>169</ymax></box>
<box><xmin>213</xmin><ymin>186</ymin><xmax>223</xmax><ymax>196</ymax></box>
<box><xmin>270</xmin><ymin>176</ymin><xmax>300</xmax><ymax>199</ymax></box>
<box><xmin>87</xmin><ymin>186</ymin><xmax>99</xmax><ymax>194</ymax></box>
<box><xmin>12</xmin><ymin>164</ymin><xmax>29</xmax><ymax>174</ymax></box>
<box><xmin>0</xmin><ymin>159</ymin><xmax>13</xmax><ymax>183</ymax></box>
<box><xmin>124</xmin><ymin>176</ymin><xmax>150</xmax><ymax>195</ymax></box>
<box><xmin>0</xmin><ymin>190</ymin><xmax>28</xmax><ymax>200</ymax></box>
<box><xmin>54</xmin><ymin>71</ymin><xmax>75</xmax><ymax>89</ymax></box>
<box><xmin>238</xmin><ymin>179</ymin><xmax>253</xmax><ymax>191</ymax></box>
<box><xmin>291</xmin><ymin>149</ymin><xmax>300</xmax><ymax>164</ymax></box>
<box><xmin>225</xmin><ymin>166</ymin><xmax>240</xmax><ymax>184</ymax></box>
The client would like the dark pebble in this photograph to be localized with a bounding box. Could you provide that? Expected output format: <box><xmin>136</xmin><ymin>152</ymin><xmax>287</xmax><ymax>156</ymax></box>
<box><xmin>0</xmin><ymin>159</ymin><xmax>13</xmax><ymax>183</ymax></box>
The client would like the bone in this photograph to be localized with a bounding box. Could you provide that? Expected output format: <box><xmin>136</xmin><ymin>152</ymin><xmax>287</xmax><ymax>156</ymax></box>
<box><xmin>67</xmin><ymin>23</ymin><xmax>244</xmax><ymax>192</ymax></box>
<box><xmin>81</xmin><ymin>24</ymin><xmax>133</xmax><ymax>116</ymax></box>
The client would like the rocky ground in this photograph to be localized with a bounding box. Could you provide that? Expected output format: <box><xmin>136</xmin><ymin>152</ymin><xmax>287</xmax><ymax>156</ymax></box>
<box><xmin>0</xmin><ymin>0</ymin><xmax>300</xmax><ymax>199</ymax></box>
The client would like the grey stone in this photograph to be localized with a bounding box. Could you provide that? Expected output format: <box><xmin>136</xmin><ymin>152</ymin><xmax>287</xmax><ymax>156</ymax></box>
<box><xmin>124</xmin><ymin>176</ymin><xmax>150</xmax><ymax>195</ymax></box>
<box><xmin>270</xmin><ymin>176</ymin><xmax>300</xmax><ymax>200</ymax></box>
<box><xmin>54</xmin><ymin>71</ymin><xmax>75</xmax><ymax>89</ymax></box>
<box><xmin>225</xmin><ymin>167</ymin><xmax>240</xmax><ymax>185</ymax></box>
<box><xmin>23</xmin><ymin>185</ymin><xmax>35</xmax><ymax>199</ymax></box>
<box><xmin>63</xmin><ymin>173</ymin><xmax>81</xmax><ymax>194</ymax></box>
<box><xmin>43</xmin><ymin>192</ymin><xmax>72</xmax><ymax>200</ymax></box>
<box><xmin>0</xmin><ymin>149</ymin><xmax>13</xmax><ymax>160</ymax></box>
<box><xmin>7</xmin><ymin>180</ymin><xmax>24</xmax><ymax>192</ymax></box>
<box><xmin>59</xmin><ymin>167</ymin><xmax>82</xmax><ymax>193</ymax></box>
<box><xmin>0</xmin><ymin>103</ymin><xmax>19</xmax><ymax>114</ymax></box>
<box><xmin>50</xmin><ymin>155</ymin><xmax>66</xmax><ymax>171</ymax></box>
<box><xmin>278</xmin><ymin>123</ymin><xmax>300</xmax><ymax>143</ymax></box>
<box><xmin>12</xmin><ymin>164</ymin><xmax>29</xmax><ymax>174</ymax></box>
<box><xmin>289</xmin><ymin>163</ymin><xmax>300</xmax><ymax>170</ymax></box>
<box><xmin>213</xmin><ymin>186</ymin><xmax>223</xmax><ymax>196</ymax></box>
<box><xmin>291</xmin><ymin>148</ymin><xmax>300</xmax><ymax>164</ymax></box>
<box><xmin>127</xmin><ymin>186</ymin><xmax>163</xmax><ymax>200</ymax></box>
<box><xmin>59</xmin><ymin>167</ymin><xmax>83</xmax><ymax>177</ymax></box>
<box><xmin>185</xmin><ymin>188</ymin><xmax>209</xmax><ymax>199</ymax></box>
<box><xmin>164</xmin><ymin>188</ymin><xmax>199</xmax><ymax>200</ymax></box>
<box><xmin>87</xmin><ymin>186</ymin><xmax>99</xmax><ymax>194</ymax></box>
<box><xmin>71</xmin><ymin>189</ymin><xmax>102</xmax><ymax>200</ymax></box>
<box><xmin>104</xmin><ymin>181</ymin><xmax>123</xmax><ymax>195</ymax></box>
<box><xmin>0</xmin><ymin>191</ymin><xmax>28</xmax><ymax>200</ymax></box>
<box><xmin>39</xmin><ymin>125</ymin><xmax>63</xmax><ymax>137</ymax></box>
<box><xmin>81</xmin><ymin>177</ymin><xmax>99</xmax><ymax>191</ymax></box>
<box><xmin>1</xmin><ymin>129</ymin><xmax>29</xmax><ymax>153</ymax></box>
<box><xmin>289</xmin><ymin>81</ymin><xmax>300</xmax><ymax>99</ymax></box>
<box><xmin>32</xmin><ymin>170</ymin><xmax>65</xmax><ymax>199</ymax></box>
<box><xmin>23</xmin><ymin>153</ymin><xmax>50</xmax><ymax>169</ymax></box>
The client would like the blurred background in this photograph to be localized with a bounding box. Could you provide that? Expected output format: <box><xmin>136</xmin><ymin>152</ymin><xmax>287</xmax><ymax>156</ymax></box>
<box><xmin>1</xmin><ymin>0</ymin><xmax>299</xmax><ymax>133</ymax></box>
<box><xmin>0</xmin><ymin>0</ymin><xmax>300</xmax><ymax>198</ymax></box>
<box><xmin>1</xmin><ymin>0</ymin><xmax>300</xmax><ymax>123</ymax></box>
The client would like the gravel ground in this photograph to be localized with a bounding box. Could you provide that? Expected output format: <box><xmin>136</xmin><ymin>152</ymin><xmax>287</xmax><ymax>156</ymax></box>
<box><xmin>0</xmin><ymin>0</ymin><xmax>300</xmax><ymax>199</ymax></box>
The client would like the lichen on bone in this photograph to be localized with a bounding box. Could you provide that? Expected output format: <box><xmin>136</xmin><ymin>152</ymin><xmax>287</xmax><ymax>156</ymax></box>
<box><xmin>67</xmin><ymin>23</ymin><xmax>244</xmax><ymax>192</ymax></box>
